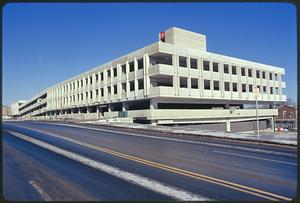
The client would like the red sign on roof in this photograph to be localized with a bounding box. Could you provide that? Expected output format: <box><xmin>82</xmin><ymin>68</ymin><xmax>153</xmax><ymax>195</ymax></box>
<box><xmin>160</xmin><ymin>31</ymin><xmax>165</xmax><ymax>42</ymax></box>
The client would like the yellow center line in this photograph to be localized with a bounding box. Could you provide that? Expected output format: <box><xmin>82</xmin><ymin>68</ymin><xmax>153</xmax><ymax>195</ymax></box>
<box><xmin>7</xmin><ymin>126</ymin><xmax>293</xmax><ymax>201</ymax></box>
<box><xmin>50</xmin><ymin>132</ymin><xmax>291</xmax><ymax>201</ymax></box>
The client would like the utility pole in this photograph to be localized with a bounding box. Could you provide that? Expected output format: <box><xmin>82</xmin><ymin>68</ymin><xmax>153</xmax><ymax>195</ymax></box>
<box><xmin>254</xmin><ymin>87</ymin><xmax>260</xmax><ymax>139</ymax></box>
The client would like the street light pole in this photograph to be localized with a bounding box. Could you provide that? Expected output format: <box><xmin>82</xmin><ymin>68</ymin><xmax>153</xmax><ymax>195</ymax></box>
<box><xmin>254</xmin><ymin>87</ymin><xmax>260</xmax><ymax>139</ymax></box>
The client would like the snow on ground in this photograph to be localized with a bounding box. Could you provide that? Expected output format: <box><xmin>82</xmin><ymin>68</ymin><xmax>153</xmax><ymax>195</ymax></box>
<box><xmin>78</xmin><ymin>120</ymin><xmax>297</xmax><ymax>146</ymax></box>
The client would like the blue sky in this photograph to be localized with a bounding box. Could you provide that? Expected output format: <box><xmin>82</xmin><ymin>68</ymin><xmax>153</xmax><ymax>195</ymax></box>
<box><xmin>3</xmin><ymin>3</ymin><xmax>297</xmax><ymax>106</ymax></box>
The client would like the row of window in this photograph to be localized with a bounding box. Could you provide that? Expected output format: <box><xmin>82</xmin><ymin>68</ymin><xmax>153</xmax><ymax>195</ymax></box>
<box><xmin>202</xmin><ymin>79</ymin><xmax>280</xmax><ymax>94</ymax></box>
<box><xmin>177</xmin><ymin>56</ymin><xmax>282</xmax><ymax>81</ymax></box>
<box><xmin>50</xmin><ymin>58</ymin><xmax>144</xmax><ymax>97</ymax></box>
<box><xmin>51</xmin><ymin>79</ymin><xmax>145</xmax><ymax>104</ymax></box>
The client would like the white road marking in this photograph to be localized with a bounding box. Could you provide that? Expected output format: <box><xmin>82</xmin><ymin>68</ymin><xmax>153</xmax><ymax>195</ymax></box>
<box><xmin>39</xmin><ymin>122</ymin><xmax>296</xmax><ymax>158</ymax></box>
<box><xmin>214</xmin><ymin>150</ymin><xmax>297</xmax><ymax>166</ymax></box>
<box><xmin>29</xmin><ymin>180</ymin><xmax>52</xmax><ymax>201</ymax></box>
<box><xmin>8</xmin><ymin>130</ymin><xmax>211</xmax><ymax>201</ymax></box>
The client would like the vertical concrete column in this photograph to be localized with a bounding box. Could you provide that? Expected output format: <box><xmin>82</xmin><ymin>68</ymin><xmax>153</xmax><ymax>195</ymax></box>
<box><xmin>267</xmin><ymin>70</ymin><xmax>270</xmax><ymax>100</ymax></box>
<box><xmin>271</xmin><ymin>117</ymin><xmax>275</xmax><ymax>132</ymax></box>
<box><xmin>226</xmin><ymin>121</ymin><xmax>231</xmax><ymax>132</ymax></box>
<box><xmin>237</xmin><ymin>65</ymin><xmax>242</xmax><ymax>99</ymax></box>
<box><xmin>110</xmin><ymin>66</ymin><xmax>114</xmax><ymax>101</ymax></box>
<box><xmin>122</xmin><ymin>102</ymin><xmax>128</xmax><ymax>111</ymax></box>
<box><xmin>172</xmin><ymin>54</ymin><xmax>179</xmax><ymax>96</ymax></box>
<box><xmin>108</xmin><ymin>104</ymin><xmax>112</xmax><ymax>112</ymax></box>
<box><xmin>210</xmin><ymin>61</ymin><xmax>213</xmax><ymax>97</ymax></box>
<box><xmin>144</xmin><ymin>53</ymin><xmax>150</xmax><ymax>96</ymax></box>
<box><xmin>117</xmin><ymin>64</ymin><xmax>122</xmax><ymax>100</ymax></box>
<box><xmin>199</xmin><ymin>57</ymin><xmax>203</xmax><ymax>97</ymax></box>
<box><xmin>103</xmin><ymin>69</ymin><xmax>108</xmax><ymax>102</ymax></box>
<box><xmin>278</xmin><ymin>73</ymin><xmax>282</xmax><ymax>100</ymax></box>
<box><xmin>96</xmin><ymin>105</ymin><xmax>100</xmax><ymax>119</ymax></box>
<box><xmin>187</xmin><ymin>57</ymin><xmax>191</xmax><ymax>96</ymax></box>
<box><xmin>220</xmin><ymin>62</ymin><xmax>224</xmax><ymax>98</ymax></box>
<box><xmin>126</xmin><ymin>61</ymin><xmax>129</xmax><ymax>98</ymax></box>
<box><xmin>134</xmin><ymin>58</ymin><xmax>138</xmax><ymax>98</ymax></box>
<box><xmin>150</xmin><ymin>99</ymin><xmax>158</xmax><ymax>110</ymax></box>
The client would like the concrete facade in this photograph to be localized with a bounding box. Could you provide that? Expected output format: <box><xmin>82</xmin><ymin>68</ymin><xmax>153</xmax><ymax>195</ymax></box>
<box><xmin>17</xmin><ymin>27</ymin><xmax>286</xmax><ymax>130</ymax></box>
<box><xmin>11</xmin><ymin>100</ymin><xmax>27</xmax><ymax>117</ymax></box>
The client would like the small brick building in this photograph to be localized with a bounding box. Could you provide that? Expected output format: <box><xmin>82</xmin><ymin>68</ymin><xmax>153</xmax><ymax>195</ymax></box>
<box><xmin>275</xmin><ymin>105</ymin><xmax>297</xmax><ymax>129</ymax></box>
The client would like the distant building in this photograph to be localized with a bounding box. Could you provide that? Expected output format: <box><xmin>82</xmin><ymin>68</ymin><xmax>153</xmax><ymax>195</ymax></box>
<box><xmin>2</xmin><ymin>105</ymin><xmax>11</xmax><ymax>118</ymax></box>
<box><xmin>11</xmin><ymin>100</ymin><xmax>27</xmax><ymax>118</ymax></box>
<box><xmin>275</xmin><ymin>105</ymin><xmax>297</xmax><ymax>129</ymax></box>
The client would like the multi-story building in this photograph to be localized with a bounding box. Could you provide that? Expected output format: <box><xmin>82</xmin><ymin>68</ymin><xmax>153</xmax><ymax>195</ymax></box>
<box><xmin>11</xmin><ymin>100</ymin><xmax>27</xmax><ymax>118</ymax></box>
<box><xmin>275</xmin><ymin>105</ymin><xmax>297</xmax><ymax>130</ymax></box>
<box><xmin>17</xmin><ymin>27</ymin><xmax>286</xmax><ymax>131</ymax></box>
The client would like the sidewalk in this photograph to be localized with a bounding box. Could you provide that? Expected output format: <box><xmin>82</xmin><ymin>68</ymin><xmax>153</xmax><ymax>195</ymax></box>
<box><xmin>78</xmin><ymin>120</ymin><xmax>297</xmax><ymax>146</ymax></box>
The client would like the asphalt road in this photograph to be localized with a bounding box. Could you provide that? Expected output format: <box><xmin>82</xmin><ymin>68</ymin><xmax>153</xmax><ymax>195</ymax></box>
<box><xmin>2</xmin><ymin>121</ymin><xmax>297</xmax><ymax>201</ymax></box>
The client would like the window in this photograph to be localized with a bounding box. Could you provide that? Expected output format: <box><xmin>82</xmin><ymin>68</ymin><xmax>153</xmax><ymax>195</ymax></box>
<box><xmin>275</xmin><ymin>73</ymin><xmax>278</xmax><ymax>81</ymax></box>
<box><xmin>121</xmin><ymin>64</ymin><xmax>126</xmax><ymax>74</ymax></box>
<box><xmin>283</xmin><ymin>111</ymin><xmax>287</xmax><ymax>118</ymax></box>
<box><xmin>107</xmin><ymin>87</ymin><xmax>111</xmax><ymax>94</ymax></box>
<box><xmin>86</xmin><ymin>92</ymin><xmax>88</xmax><ymax>99</ymax></box>
<box><xmin>90</xmin><ymin>91</ymin><xmax>93</xmax><ymax>99</ymax></box>
<box><xmin>224</xmin><ymin>64</ymin><xmax>229</xmax><ymax>74</ymax></box>
<box><xmin>122</xmin><ymin>83</ymin><xmax>126</xmax><ymax>93</ymax></box>
<box><xmin>129</xmin><ymin>61</ymin><xmax>134</xmax><ymax>72</ymax></box>
<box><xmin>95</xmin><ymin>74</ymin><xmax>99</xmax><ymax>82</ymax></box>
<box><xmin>269</xmin><ymin>73</ymin><xmax>273</xmax><ymax>80</ymax></box>
<box><xmin>179</xmin><ymin>56</ymin><xmax>187</xmax><ymax>67</ymax></box>
<box><xmin>263</xmin><ymin>86</ymin><xmax>267</xmax><ymax>93</ymax></box>
<box><xmin>224</xmin><ymin>82</ymin><xmax>230</xmax><ymax>91</ymax></box>
<box><xmin>129</xmin><ymin>81</ymin><xmax>135</xmax><ymax>91</ymax></box>
<box><xmin>256</xmin><ymin>70</ymin><xmax>260</xmax><ymax>78</ymax></box>
<box><xmin>246</xmin><ymin>84</ymin><xmax>252</xmax><ymax>93</ymax></box>
<box><xmin>232</xmin><ymin>66</ymin><xmax>237</xmax><ymax>75</ymax></box>
<box><xmin>213</xmin><ymin>62</ymin><xmax>219</xmax><ymax>72</ymax></box>
<box><xmin>77</xmin><ymin>81</ymin><xmax>80</xmax><ymax>88</ymax></box>
<box><xmin>90</xmin><ymin>76</ymin><xmax>92</xmax><ymax>84</ymax></box>
<box><xmin>96</xmin><ymin>89</ymin><xmax>99</xmax><ymax>96</ymax></box>
<box><xmin>213</xmin><ymin>81</ymin><xmax>219</xmax><ymax>91</ymax></box>
<box><xmin>101</xmin><ymin>88</ymin><xmax>104</xmax><ymax>97</ymax></box>
<box><xmin>100</xmin><ymin>72</ymin><xmax>104</xmax><ymax>81</ymax></box>
<box><xmin>81</xmin><ymin>80</ymin><xmax>83</xmax><ymax>87</ymax></box>
<box><xmin>248</xmin><ymin>69</ymin><xmax>252</xmax><ymax>77</ymax></box>
<box><xmin>204</xmin><ymin>80</ymin><xmax>210</xmax><ymax>90</ymax></box>
<box><xmin>113</xmin><ymin>67</ymin><xmax>117</xmax><ymax>77</ymax></box>
<box><xmin>275</xmin><ymin>87</ymin><xmax>279</xmax><ymax>94</ymax></box>
<box><xmin>191</xmin><ymin>78</ymin><xmax>198</xmax><ymax>89</ymax></box>
<box><xmin>114</xmin><ymin>85</ymin><xmax>117</xmax><ymax>94</ymax></box>
<box><xmin>242</xmin><ymin>84</ymin><xmax>246</xmax><ymax>92</ymax></box>
<box><xmin>203</xmin><ymin>60</ymin><xmax>210</xmax><ymax>71</ymax></box>
<box><xmin>137</xmin><ymin>58</ymin><xmax>143</xmax><ymax>69</ymax></box>
<box><xmin>262</xmin><ymin>71</ymin><xmax>266</xmax><ymax>79</ymax></box>
<box><xmin>232</xmin><ymin>83</ymin><xmax>237</xmax><ymax>92</ymax></box>
<box><xmin>138</xmin><ymin>79</ymin><xmax>144</xmax><ymax>90</ymax></box>
<box><xmin>257</xmin><ymin>85</ymin><xmax>261</xmax><ymax>93</ymax></box>
<box><xmin>107</xmin><ymin>70</ymin><xmax>111</xmax><ymax>78</ymax></box>
<box><xmin>180</xmin><ymin>77</ymin><xmax>188</xmax><ymax>88</ymax></box>
<box><xmin>86</xmin><ymin>78</ymin><xmax>88</xmax><ymax>85</ymax></box>
<box><xmin>270</xmin><ymin>87</ymin><xmax>273</xmax><ymax>94</ymax></box>
<box><xmin>241</xmin><ymin>67</ymin><xmax>246</xmax><ymax>76</ymax></box>
<box><xmin>190</xmin><ymin>58</ymin><xmax>198</xmax><ymax>69</ymax></box>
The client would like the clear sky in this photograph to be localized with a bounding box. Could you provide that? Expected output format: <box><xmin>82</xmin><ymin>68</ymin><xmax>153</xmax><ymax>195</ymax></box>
<box><xmin>3</xmin><ymin>2</ymin><xmax>297</xmax><ymax>106</ymax></box>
